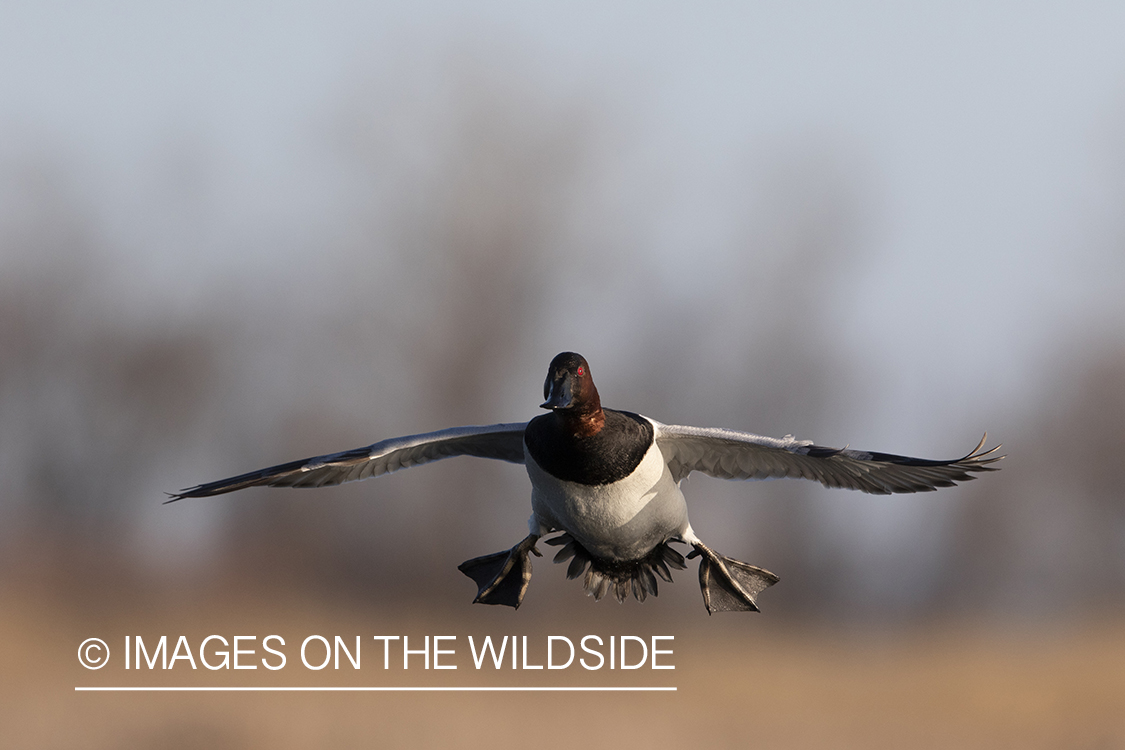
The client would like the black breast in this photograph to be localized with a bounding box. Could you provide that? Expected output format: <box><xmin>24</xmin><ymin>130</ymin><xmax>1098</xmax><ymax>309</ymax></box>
<box><xmin>524</xmin><ymin>409</ymin><xmax>655</xmax><ymax>486</ymax></box>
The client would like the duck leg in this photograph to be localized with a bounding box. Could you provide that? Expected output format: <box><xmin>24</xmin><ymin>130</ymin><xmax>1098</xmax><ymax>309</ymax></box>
<box><xmin>458</xmin><ymin>534</ymin><xmax>541</xmax><ymax>609</ymax></box>
<box><xmin>688</xmin><ymin>542</ymin><xmax>779</xmax><ymax>614</ymax></box>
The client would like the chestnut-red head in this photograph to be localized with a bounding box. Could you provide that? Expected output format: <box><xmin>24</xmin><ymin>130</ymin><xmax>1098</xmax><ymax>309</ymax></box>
<box><xmin>541</xmin><ymin>352</ymin><xmax>602</xmax><ymax>419</ymax></box>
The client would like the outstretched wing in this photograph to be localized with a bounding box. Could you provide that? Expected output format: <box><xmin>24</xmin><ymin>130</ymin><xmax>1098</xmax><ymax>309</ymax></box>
<box><xmin>168</xmin><ymin>422</ymin><xmax>528</xmax><ymax>500</ymax></box>
<box><xmin>655</xmin><ymin>423</ymin><xmax>1002</xmax><ymax>495</ymax></box>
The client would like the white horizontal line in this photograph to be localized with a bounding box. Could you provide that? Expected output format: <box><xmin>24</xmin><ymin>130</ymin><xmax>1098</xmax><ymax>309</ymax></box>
<box><xmin>75</xmin><ymin>686</ymin><xmax>676</xmax><ymax>692</ymax></box>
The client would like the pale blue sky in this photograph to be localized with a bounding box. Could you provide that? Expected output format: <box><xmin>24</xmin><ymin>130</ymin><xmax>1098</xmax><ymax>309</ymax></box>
<box><xmin>2</xmin><ymin>0</ymin><xmax>1124</xmax><ymax>436</ymax></box>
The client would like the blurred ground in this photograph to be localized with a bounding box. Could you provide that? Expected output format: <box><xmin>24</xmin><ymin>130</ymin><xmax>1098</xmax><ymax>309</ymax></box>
<box><xmin>5</xmin><ymin>568</ymin><xmax>1123</xmax><ymax>750</ymax></box>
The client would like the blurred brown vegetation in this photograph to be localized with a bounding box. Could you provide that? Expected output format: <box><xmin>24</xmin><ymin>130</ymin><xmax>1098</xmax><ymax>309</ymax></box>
<box><xmin>5</xmin><ymin>585</ymin><xmax>1125</xmax><ymax>750</ymax></box>
<box><xmin>2</xmin><ymin>59</ymin><xmax>1124</xmax><ymax>747</ymax></box>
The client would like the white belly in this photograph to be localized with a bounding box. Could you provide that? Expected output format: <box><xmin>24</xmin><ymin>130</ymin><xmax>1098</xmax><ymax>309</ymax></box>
<box><xmin>524</xmin><ymin>441</ymin><xmax>690</xmax><ymax>561</ymax></box>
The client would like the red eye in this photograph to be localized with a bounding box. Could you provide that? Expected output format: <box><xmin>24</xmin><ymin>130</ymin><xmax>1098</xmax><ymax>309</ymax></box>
<box><xmin>577</xmin><ymin>366</ymin><xmax>584</xmax><ymax>376</ymax></box>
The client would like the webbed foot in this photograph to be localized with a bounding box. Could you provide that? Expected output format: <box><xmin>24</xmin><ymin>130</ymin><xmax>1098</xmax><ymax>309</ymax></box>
<box><xmin>688</xmin><ymin>542</ymin><xmax>779</xmax><ymax>614</ymax></box>
<box><xmin>458</xmin><ymin>534</ymin><xmax>541</xmax><ymax>608</ymax></box>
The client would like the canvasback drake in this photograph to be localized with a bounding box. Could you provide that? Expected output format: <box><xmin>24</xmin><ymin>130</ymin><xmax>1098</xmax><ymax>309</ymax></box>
<box><xmin>170</xmin><ymin>352</ymin><xmax>1002</xmax><ymax>613</ymax></box>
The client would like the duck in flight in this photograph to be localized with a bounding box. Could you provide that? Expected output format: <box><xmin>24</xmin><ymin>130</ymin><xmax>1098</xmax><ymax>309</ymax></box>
<box><xmin>170</xmin><ymin>352</ymin><xmax>1002</xmax><ymax>614</ymax></box>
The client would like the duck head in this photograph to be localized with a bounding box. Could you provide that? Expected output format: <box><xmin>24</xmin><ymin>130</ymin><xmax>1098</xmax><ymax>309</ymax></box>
<box><xmin>541</xmin><ymin>352</ymin><xmax>604</xmax><ymax>431</ymax></box>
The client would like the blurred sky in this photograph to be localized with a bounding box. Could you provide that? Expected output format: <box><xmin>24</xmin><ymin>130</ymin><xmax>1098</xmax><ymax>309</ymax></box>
<box><xmin>4</xmin><ymin>2</ymin><xmax>1124</xmax><ymax>430</ymax></box>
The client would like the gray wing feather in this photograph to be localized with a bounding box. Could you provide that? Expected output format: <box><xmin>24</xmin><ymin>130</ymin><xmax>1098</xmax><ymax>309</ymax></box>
<box><xmin>169</xmin><ymin>422</ymin><xmax>527</xmax><ymax>500</ymax></box>
<box><xmin>654</xmin><ymin>422</ymin><xmax>1002</xmax><ymax>495</ymax></box>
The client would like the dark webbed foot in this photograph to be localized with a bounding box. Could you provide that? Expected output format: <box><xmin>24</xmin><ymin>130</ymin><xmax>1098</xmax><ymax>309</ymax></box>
<box><xmin>458</xmin><ymin>534</ymin><xmax>541</xmax><ymax>608</ymax></box>
<box><xmin>688</xmin><ymin>542</ymin><xmax>779</xmax><ymax>614</ymax></box>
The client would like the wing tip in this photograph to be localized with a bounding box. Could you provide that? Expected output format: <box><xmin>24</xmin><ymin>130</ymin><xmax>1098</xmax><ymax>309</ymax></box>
<box><xmin>163</xmin><ymin>486</ymin><xmax>221</xmax><ymax>502</ymax></box>
<box><xmin>961</xmin><ymin>432</ymin><xmax>1005</xmax><ymax>470</ymax></box>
